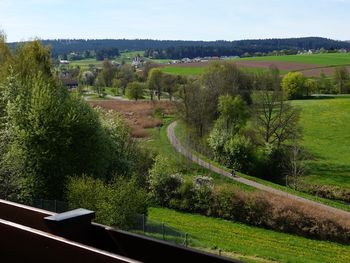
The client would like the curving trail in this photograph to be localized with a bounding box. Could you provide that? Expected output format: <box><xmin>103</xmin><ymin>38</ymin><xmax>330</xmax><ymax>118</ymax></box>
<box><xmin>167</xmin><ymin>121</ymin><xmax>350</xmax><ymax>219</ymax></box>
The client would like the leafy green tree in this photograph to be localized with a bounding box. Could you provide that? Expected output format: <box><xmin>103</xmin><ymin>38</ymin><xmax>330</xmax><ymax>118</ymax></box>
<box><xmin>147</xmin><ymin>68</ymin><xmax>163</xmax><ymax>100</ymax></box>
<box><xmin>333</xmin><ymin>66</ymin><xmax>350</xmax><ymax>94</ymax></box>
<box><xmin>100</xmin><ymin>60</ymin><xmax>116</xmax><ymax>87</ymax></box>
<box><xmin>216</xmin><ymin>95</ymin><xmax>249</xmax><ymax>132</ymax></box>
<box><xmin>116</xmin><ymin>64</ymin><xmax>134</xmax><ymax>95</ymax></box>
<box><xmin>80</xmin><ymin>70</ymin><xmax>95</xmax><ymax>86</ymax></box>
<box><xmin>162</xmin><ymin>74</ymin><xmax>178</xmax><ymax>101</ymax></box>
<box><xmin>281</xmin><ymin>72</ymin><xmax>306</xmax><ymax>99</ymax></box>
<box><xmin>125</xmin><ymin>82</ymin><xmax>145</xmax><ymax>101</ymax></box>
<box><xmin>318</xmin><ymin>71</ymin><xmax>333</xmax><ymax>94</ymax></box>
<box><xmin>304</xmin><ymin>78</ymin><xmax>318</xmax><ymax>96</ymax></box>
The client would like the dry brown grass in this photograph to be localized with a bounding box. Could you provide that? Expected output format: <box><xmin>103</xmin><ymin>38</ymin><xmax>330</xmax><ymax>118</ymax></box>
<box><xmin>89</xmin><ymin>100</ymin><xmax>177</xmax><ymax>138</ymax></box>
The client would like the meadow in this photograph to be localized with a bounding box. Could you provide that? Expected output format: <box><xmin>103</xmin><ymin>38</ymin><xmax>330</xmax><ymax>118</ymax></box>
<box><xmin>149</xmin><ymin>207</ymin><xmax>350</xmax><ymax>263</ymax></box>
<box><xmin>293</xmin><ymin>96</ymin><xmax>350</xmax><ymax>189</ymax></box>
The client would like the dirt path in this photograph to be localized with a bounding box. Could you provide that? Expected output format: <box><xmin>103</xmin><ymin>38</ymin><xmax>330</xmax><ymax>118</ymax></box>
<box><xmin>167</xmin><ymin>121</ymin><xmax>350</xmax><ymax>218</ymax></box>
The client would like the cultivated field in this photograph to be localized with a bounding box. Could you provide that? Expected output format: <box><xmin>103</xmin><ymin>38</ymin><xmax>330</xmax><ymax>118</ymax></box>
<box><xmin>158</xmin><ymin>53</ymin><xmax>350</xmax><ymax>77</ymax></box>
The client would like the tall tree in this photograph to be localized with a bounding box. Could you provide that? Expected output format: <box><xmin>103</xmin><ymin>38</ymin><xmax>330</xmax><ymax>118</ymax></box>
<box><xmin>333</xmin><ymin>66</ymin><xmax>350</xmax><ymax>94</ymax></box>
<box><xmin>254</xmin><ymin>69</ymin><xmax>301</xmax><ymax>148</ymax></box>
<box><xmin>116</xmin><ymin>64</ymin><xmax>134</xmax><ymax>95</ymax></box>
<box><xmin>100</xmin><ymin>60</ymin><xmax>116</xmax><ymax>87</ymax></box>
<box><xmin>148</xmin><ymin>68</ymin><xmax>163</xmax><ymax>100</ymax></box>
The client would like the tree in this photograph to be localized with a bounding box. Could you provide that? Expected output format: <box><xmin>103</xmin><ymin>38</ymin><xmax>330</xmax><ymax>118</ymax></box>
<box><xmin>333</xmin><ymin>66</ymin><xmax>350</xmax><ymax>94</ymax></box>
<box><xmin>80</xmin><ymin>70</ymin><xmax>95</xmax><ymax>86</ymax></box>
<box><xmin>216</xmin><ymin>95</ymin><xmax>249</xmax><ymax>132</ymax></box>
<box><xmin>162</xmin><ymin>74</ymin><xmax>178</xmax><ymax>101</ymax></box>
<box><xmin>116</xmin><ymin>64</ymin><xmax>134</xmax><ymax>95</ymax></box>
<box><xmin>179</xmin><ymin>80</ymin><xmax>213</xmax><ymax>137</ymax></box>
<box><xmin>318</xmin><ymin>71</ymin><xmax>333</xmax><ymax>94</ymax></box>
<box><xmin>100</xmin><ymin>60</ymin><xmax>116</xmax><ymax>87</ymax></box>
<box><xmin>125</xmin><ymin>82</ymin><xmax>145</xmax><ymax>101</ymax></box>
<box><xmin>254</xmin><ymin>70</ymin><xmax>301</xmax><ymax>148</ymax></box>
<box><xmin>147</xmin><ymin>68</ymin><xmax>164</xmax><ymax>100</ymax></box>
<box><xmin>281</xmin><ymin>72</ymin><xmax>306</xmax><ymax>99</ymax></box>
<box><xmin>304</xmin><ymin>78</ymin><xmax>318</xmax><ymax>96</ymax></box>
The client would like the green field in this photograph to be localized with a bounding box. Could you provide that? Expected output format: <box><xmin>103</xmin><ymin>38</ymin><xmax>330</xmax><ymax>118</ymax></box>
<box><xmin>238</xmin><ymin>53</ymin><xmax>350</xmax><ymax>66</ymax></box>
<box><xmin>69</xmin><ymin>58</ymin><xmax>103</xmax><ymax>69</ymax></box>
<box><xmin>160</xmin><ymin>66</ymin><xmax>206</xmax><ymax>76</ymax></box>
<box><xmin>293</xmin><ymin>96</ymin><xmax>350</xmax><ymax>188</ymax></box>
<box><xmin>149</xmin><ymin>207</ymin><xmax>350</xmax><ymax>263</ymax></box>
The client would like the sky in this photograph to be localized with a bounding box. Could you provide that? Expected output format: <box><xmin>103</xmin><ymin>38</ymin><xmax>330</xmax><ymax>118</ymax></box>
<box><xmin>0</xmin><ymin>0</ymin><xmax>349</xmax><ymax>42</ymax></box>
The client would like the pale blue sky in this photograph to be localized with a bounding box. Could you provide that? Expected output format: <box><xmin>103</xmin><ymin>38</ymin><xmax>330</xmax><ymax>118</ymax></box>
<box><xmin>1</xmin><ymin>0</ymin><xmax>349</xmax><ymax>42</ymax></box>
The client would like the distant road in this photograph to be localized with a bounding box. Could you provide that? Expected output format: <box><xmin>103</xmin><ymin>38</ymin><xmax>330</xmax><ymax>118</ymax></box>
<box><xmin>167</xmin><ymin>121</ymin><xmax>350</xmax><ymax>219</ymax></box>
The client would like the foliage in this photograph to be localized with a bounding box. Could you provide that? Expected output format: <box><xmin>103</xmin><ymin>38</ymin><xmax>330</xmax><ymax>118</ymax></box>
<box><xmin>100</xmin><ymin>60</ymin><xmax>117</xmax><ymax>87</ymax></box>
<box><xmin>125</xmin><ymin>81</ymin><xmax>145</xmax><ymax>100</ymax></box>
<box><xmin>148</xmin><ymin>155</ymin><xmax>182</xmax><ymax>206</ymax></box>
<box><xmin>115</xmin><ymin>64</ymin><xmax>135</xmax><ymax>94</ymax></box>
<box><xmin>147</xmin><ymin>68</ymin><xmax>163</xmax><ymax>100</ymax></box>
<box><xmin>67</xmin><ymin>176</ymin><xmax>148</xmax><ymax>229</ymax></box>
<box><xmin>281</xmin><ymin>72</ymin><xmax>306</xmax><ymax>99</ymax></box>
<box><xmin>0</xmin><ymin>40</ymin><xmax>147</xmax><ymax>201</ymax></box>
<box><xmin>333</xmin><ymin>66</ymin><xmax>350</xmax><ymax>94</ymax></box>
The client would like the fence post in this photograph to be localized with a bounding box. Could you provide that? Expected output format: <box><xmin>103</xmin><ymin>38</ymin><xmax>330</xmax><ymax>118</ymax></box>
<box><xmin>162</xmin><ymin>223</ymin><xmax>165</xmax><ymax>240</ymax></box>
<box><xmin>40</xmin><ymin>199</ymin><xmax>43</xmax><ymax>209</ymax></box>
<box><xmin>219</xmin><ymin>249</ymin><xmax>222</xmax><ymax>256</ymax></box>
<box><xmin>54</xmin><ymin>200</ymin><xmax>57</xmax><ymax>213</ymax></box>
<box><xmin>185</xmin><ymin>233</ymin><xmax>188</xmax><ymax>247</ymax></box>
<box><xmin>142</xmin><ymin>214</ymin><xmax>145</xmax><ymax>234</ymax></box>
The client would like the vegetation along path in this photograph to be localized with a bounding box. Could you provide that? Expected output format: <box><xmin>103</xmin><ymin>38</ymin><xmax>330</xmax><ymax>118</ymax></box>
<box><xmin>167</xmin><ymin>121</ymin><xmax>350</xmax><ymax>218</ymax></box>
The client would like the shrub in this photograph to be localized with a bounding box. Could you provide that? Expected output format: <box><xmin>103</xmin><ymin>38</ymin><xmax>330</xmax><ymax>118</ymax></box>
<box><xmin>125</xmin><ymin>82</ymin><xmax>145</xmax><ymax>101</ymax></box>
<box><xmin>66</xmin><ymin>176</ymin><xmax>148</xmax><ymax>229</ymax></box>
<box><xmin>282</xmin><ymin>72</ymin><xmax>306</xmax><ymax>99</ymax></box>
<box><xmin>223</xmin><ymin>135</ymin><xmax>256</xmax><ymax>173</ymax></box>
<box><xmin>148</xmin><ymin>155</ymin><xmax>182</xmax><ymax>206</ymax></box>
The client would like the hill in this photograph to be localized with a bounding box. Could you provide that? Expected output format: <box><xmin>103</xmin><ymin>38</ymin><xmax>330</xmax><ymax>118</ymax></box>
<box><xmin>8</xmin><ymin>37</ymin><xmax>350</xmax><ymax>58</ymax></box>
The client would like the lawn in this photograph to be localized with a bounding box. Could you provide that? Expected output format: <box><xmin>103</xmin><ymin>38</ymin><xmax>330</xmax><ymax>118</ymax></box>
<box><xmin>293</xmin><ymin>96</ymin><xmax>350</xmax><ymax>188</ymax></box>
<box><xmin>149</xmin><ymin>207</ymin><xmax>350</xmax><ymax>263</ymax></box>
<box><xmin>237</xmin><ymin>53</ymin><xmax>350</xmax><ymax>66</ymax></box>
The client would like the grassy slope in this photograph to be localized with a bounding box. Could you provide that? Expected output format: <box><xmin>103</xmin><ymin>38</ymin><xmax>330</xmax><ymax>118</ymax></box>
<box><xmin>293</xmin><ymin>96</ymin><xmax>350</xmax><ymax>188</ymax></box>
<box><xmin>174</xmin><ymin>120</ymin><xmax>350</xmax><ymax>212</ymax></box>
<box><xmin>149</xmin><ymin>207</ymin><xmax>350</xmax><ymax>263</ymax></box>
<box><xmin>237</xmin><ymin>53</ymin><xmax>350</xmax><ymax>66</ymax></box>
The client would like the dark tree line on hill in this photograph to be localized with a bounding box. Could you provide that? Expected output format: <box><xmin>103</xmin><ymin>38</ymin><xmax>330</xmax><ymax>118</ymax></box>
<box><xmin>8</xmin><ymin>37</ymin><xmax>350</xmax><ymax>58</ymax></box>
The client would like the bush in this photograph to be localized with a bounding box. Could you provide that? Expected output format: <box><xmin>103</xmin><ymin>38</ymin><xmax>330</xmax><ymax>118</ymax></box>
<box><xmin>148</xmin><ymin>155</ymin><xmax>183</xmax><ymax>206</ymax></box>
<box><xmin>125</xmin><ymin>81</ymin><xmax>145</xmax><ymax>101</ymax></box>
<box><xmin>158</xmin><ymin>174</ymin><xmax>350</xmax><ymax>244</ymax></box>
<box><xmin>223</xmin><ymin>135</ymin><xmax>256</xmax><ymax>173</ymax></box>
<box><xmin>66</xmin><ymin>176</ymin><xmax>148</xmax><ymax>229</ymax></box>
<box><xmin>282</xmin><ymin>72</ymin><xmax>306</xmax><ymax>99</ymax></box>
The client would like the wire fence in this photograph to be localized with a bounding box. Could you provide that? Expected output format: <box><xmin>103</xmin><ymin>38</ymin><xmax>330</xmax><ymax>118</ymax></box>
<box><xmin>128</xmin><ymin>213</ymin><xmax>191</xmax><ymax>247</ymax></box>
